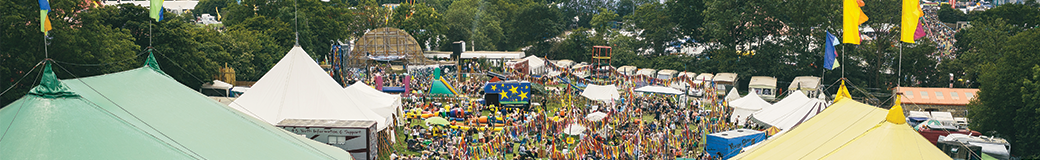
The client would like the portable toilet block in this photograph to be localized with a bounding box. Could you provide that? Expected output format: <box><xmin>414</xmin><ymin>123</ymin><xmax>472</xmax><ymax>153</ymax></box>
<box><xmin>706</xmin><ymin>129</ymin><xmax>766</xmax><ymax>159</ymax></box>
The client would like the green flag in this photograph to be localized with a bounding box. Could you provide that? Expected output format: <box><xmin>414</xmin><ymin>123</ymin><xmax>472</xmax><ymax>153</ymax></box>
<box><xmin>150</xmin><ymin>0</ymin><xmax>163</xmax><ymax>21</ymax></box>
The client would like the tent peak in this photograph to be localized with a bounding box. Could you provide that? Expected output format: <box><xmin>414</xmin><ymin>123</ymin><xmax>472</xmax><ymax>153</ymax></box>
<box><xmin>886</xmin><ymin>95</ymin><xmax>906</xmax><ymax>124</ymax></box>
<box><xmin>144</xmin><ymin>50</ymin><xmax>167</xmax><ymax>75</ymax></box>
<box><xmin>29</xmin><ymin>62</ymin><xmax>77</xmax><ymax>98</ymax></box>
<box><xmin>834</xmin><ymin>79</ymin><xmax>851</xmax><ymax>102</ymax></box>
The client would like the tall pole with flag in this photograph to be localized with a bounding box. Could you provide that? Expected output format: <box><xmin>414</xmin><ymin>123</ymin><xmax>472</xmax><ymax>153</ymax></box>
<box><xmin>842</xmin><ymin>0</ymin><xmax>868</xmax><ymax>79</ymax></box>
<box><xmin>148</xmin><ymin>0</ymin><xmax>164</xmax><ymax>63</ymax></box>
<box><xmin>899</xmin><ymin>0</ymin><xmax>923</xmax><ymax>87</ymax></box>
<box><xmin>824</xmin><ymin>31</ymin><xmax>841</xmax><ymax>71</ymax></box>
<box><xmin>39</xmin><ymin>0</ymin><xmax>52</xmax><ymax>58</ymax></box>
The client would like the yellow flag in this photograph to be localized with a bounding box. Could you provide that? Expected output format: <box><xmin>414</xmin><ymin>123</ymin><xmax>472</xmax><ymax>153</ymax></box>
<box><xmin>901</xmin><ymin>0</ymin><xmax>922</xmax><ymax>43</ymax></box>
<box><xmin>886</xmin><ymin>95</ymin><xmax>906</xmax><ymax>124</ymax></box>
<box><xmin>834</xmin><ymin>79</ymin><xmax>852</xmax><ymax>102</ymax></box>
<box><xmin>843</xmin><ymin>0</ymin><xmax>868</xmax><ymax>44</ymax></box>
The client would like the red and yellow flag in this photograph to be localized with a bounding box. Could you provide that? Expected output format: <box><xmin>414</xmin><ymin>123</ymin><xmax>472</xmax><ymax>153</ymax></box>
<box><xmin>901</xmin><ymin>0</ymin><xmax>923</xmax><ymax>43</ymax></box>
<box><xmin>843</xmin><ymin>0</ymin><xmax>869</xmax><ymax>44</ymax></box>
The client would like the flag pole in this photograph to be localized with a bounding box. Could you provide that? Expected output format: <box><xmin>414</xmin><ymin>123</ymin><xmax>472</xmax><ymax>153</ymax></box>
<box><xmin>898</xmin><ymin>43</ymin><xmax>902</xmax><ymax>87</ymax></box>
<box><xmin>43</xmin><ymin>34</ymin><xmax>48</xmax><ymax>59</ymax></box>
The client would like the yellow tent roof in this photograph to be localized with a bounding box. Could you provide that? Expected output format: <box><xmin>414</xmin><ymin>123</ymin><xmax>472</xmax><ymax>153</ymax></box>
<box><xmin>732</xmin><ymin>97</ymin><xmax>949</xmax><ymax>159</ymax></box>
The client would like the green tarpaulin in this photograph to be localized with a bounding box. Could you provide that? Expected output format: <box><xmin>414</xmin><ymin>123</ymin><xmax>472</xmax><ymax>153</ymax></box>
<box><xmin>1</xmin><ymin>59</ymin><xmax>355</xmax><ymax>159</ymax></box>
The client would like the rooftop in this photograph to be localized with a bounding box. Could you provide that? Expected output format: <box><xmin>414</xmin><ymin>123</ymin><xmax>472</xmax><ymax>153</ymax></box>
<box><xmin>896</xmin><ymin>87</ymin><xmax>979</xmax><ymax>106</ymax></box>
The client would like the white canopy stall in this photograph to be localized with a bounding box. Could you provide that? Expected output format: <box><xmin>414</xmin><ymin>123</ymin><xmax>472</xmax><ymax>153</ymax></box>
<box><xmin>581</xmin><ymin>84</ymin><xmax>621</xmax><ymax>103</ymax></box>
<box><xmin>729</xmin><ymin>92</ymin><xmax>771</xmax><ymax>124</ymax></box>
<box><xmin>229</xmin><ymin>46</ymin><xmax>391</xmax><ymax>131</ymax></box>
<box><xmin>634</xmin><ymin>86</ymin><xmax>684</xmax><ymax>95</ymax></box>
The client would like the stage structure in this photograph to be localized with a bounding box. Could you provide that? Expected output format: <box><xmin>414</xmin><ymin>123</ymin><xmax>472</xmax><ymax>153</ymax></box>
<box><xmin>347</xmin><ymin>27</ymin><xmax>430</xmax><ymax>67</ymax></box>
<box><xmin>591</xmin><ymin>46</ymin><xmax>612</xmax><ymax>83</ymax></box>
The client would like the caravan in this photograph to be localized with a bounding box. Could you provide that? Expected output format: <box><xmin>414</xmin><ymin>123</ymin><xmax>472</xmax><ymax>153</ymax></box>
<box><xmin>713</xmin><ymin>73</ymin><xmax>738</xmax><ymax>96</ymax></box>
<box><xmin>788</xmin><ymin>76</ymin><xmax>822</xmax><ymax>96</ymax></box>
<box><xmin>636</xmin><ymin>68</ymin><xmax>657</xmax><ymax>78</ymax></box>
<box><xmin>657</xmin><ymin>70</ymin><xmax>678</xmax><ymax>80</ymax></box>
<box><xmin>617</xmin><ymin>66</ymin><xmax>637</xmax><ymax>76</ymax></box>
<box><xmin>748</xmin><ymin>76</ymin><xmax>778</xmax><ymax>101</ymax></box>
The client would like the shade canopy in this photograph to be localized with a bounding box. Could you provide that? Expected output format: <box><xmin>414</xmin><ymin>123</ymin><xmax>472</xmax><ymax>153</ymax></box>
<box><xmin>634</xmin><ymin>85</ymin><xmax>684</xmax><ymax>95</ymax></box>
<box><xmin>1</xmin><ymin>62</ymin><xmax>355</xmax><ymax>159</ymax></box>
<box><xmin>732</xmin><ymin>94</ymin><xmax>949</xmax><ymax>159</ymax></box>
<box><xmin>563</xmin><ymin>123</ymin><xmax>587</xmax><ymax>135</ymax></box>
<box><xmin>581</xmin><ymin>84</ymin><xmax>620</xmax><ymax>102</ymax></box>
<box><xmin>230</xmin><ymin>46</ymin><xmax>389</xmax><ymax>131</ymax></box>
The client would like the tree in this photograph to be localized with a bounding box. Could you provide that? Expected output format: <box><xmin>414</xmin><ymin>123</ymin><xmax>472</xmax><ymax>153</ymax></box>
<box><xmin>501</xmin><ymin>2</ymin><xmax>565</xmax><ymax>50</ymax></box>
<box><xmin>389</xmin><ymin>3</ymin><xmax>447</xmax><ymax>51</ymax></box>
<box><xmin>666</xmin><ymin>0</ymin><xmax>705</xmax><ymax>41</ymax></box>
<box><xmin>947</xmin><ymin>4</ymin><xmax>1040</xmax><ymax>87</ymax></box>
<box><xmin>624</xmin><ymin>3</ymin><xmax>676</xmax><ymax>56</ymax></box>
<box><xmin>937</xmin><ymin>4</ymin><xmax>967</xmax><ymax>23</ymax></box>
<box><xmin>1</xmin><ymin>1</ymin><xmax>141</xmax><ymax>106</ymax></box>
<box><xmin>441</xmin><ymin>0</ymin><xmax>503</xmax><ymax>51</ymax></box>
<box><xmin>968</xmin><ymin>28</ymin><xmax>1040</xmax><ymax>158</ymax></box>
<box><xmin>590</xmin><ymin>7</ymin><xmax>617</xmax><ymax>36</ymax></box>
<box><xmin>193</xmin><ymin>0</ymin><xmax>234</xmax><ymax>18</ymax></box>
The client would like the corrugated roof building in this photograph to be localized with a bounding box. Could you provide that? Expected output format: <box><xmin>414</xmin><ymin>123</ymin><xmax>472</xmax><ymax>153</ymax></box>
<box><xmin>895</xmin><ymin>87</ymin><xmax>979</xmax><ymax>117</ymax></box>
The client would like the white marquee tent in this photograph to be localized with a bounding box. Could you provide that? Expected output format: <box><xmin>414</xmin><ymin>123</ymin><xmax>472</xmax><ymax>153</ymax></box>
<box><xmin>725</xmin><ymin>88</ymin><xmax>741</xmax><ymax>102</ymax></box>
<box><xmin>344</xmin><ymin>81</ymin><xmax>404</xmax><ymax>126</ymax></box>
<box><xmin>751</xmin><ymin>91</ymin><xmax>829</xmax><ymax>130</ymax></box>
<box><xmin>582</xmin><ymin>84</ymin><xmax>620</xmax><ymax>102</ymax></box>
<box><xmin>229</xmin><ymin>46</ymin><xmax>390</xmax><ymax>131</ymax></box>
<box><xmin>729</xmin><ymin>92</ymin><xmax>771</xmax><ymax>124</ymax></box>
<box><xmin>522</xmin><ymin>55</ymin><xmax>546</xmax><ymax>75</ymax></box>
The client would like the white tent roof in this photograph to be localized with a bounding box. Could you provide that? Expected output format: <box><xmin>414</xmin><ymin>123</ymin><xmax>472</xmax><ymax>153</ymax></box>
<box><xmin>581</xmin><ymin>84</ymin><xmax>620</xmax><ymax>102</ymax></box>
<box><xmin>634</xmin><ymin>85</ymin><xmax>683</xmax><ymax>95</ymax></box>
<box><xmin>201</xmin><ymin>80</ymin><xmax>233</xmax><ymax>90</ymax></box>
<box><xmin>725</xmin><ymin>88</ymin><xmax>742</xmax><ymax>102</ymax></box>
<box><xmin>730</xmin><ymin>92</ymin><xmax>771</xmax><ymax>124</ymax></box>
<box><xmin>523</xmin><ymin>55</ymin><xmax>545</xmax><ymax>69</ymax></box>
<box><xmin>344</xmin><ymin>81</ymin><xmax>403</xmax><ymax>121</ymax></box>
<box><xmin>752</xmin><ymin>91</ymin><xmax>829</xmax><ymax>130</ymax></box>
<box><xmin>229</xmin><ymin>46</ymin><xmax>389</xmax><ymax>131</ymax></box>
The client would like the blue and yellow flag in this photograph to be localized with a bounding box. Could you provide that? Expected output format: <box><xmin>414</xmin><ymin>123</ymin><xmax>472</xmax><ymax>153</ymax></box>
<box><xmin>824</xmin><ymin>31</ymin><xmax>841</xmax><ymax>70</ymax></box>
<box><xmin>39</xmin><ymin>0</ymin><xmax>52</xmax><ymax>35</ymax></box>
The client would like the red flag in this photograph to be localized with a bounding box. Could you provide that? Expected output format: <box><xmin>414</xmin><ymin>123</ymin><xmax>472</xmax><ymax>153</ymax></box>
<box><xmin>914</xmin><ymin>20</ymin><xmax>927</xmax><ymax>40</ymax></box>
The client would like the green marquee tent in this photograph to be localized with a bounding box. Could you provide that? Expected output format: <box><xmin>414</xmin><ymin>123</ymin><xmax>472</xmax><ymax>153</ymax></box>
<box><xmin>0</xmin><ymin>55</ymin><xmax>355</xmax><ymax>159</ymax></box>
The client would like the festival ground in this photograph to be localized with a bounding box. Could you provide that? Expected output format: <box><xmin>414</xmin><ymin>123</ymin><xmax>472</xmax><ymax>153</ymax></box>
<box><xmin>376</xmin><ymin>67</ymin><xmax>740</xmax><ymax>160</ymax></box>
